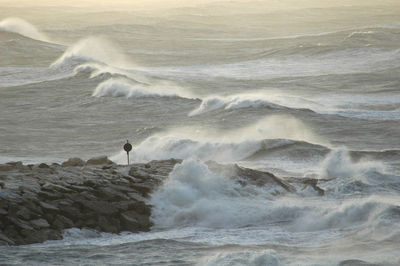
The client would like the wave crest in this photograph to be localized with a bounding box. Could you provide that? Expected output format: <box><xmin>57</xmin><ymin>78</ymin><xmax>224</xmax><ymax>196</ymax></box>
<box><xmin>0</xmin><ymin>17</ymin><xmax>49</xmax><ymax>42</ymax></box>
<box><xmin>189</xmin><ymin>94</ymin><xmax>284</xmax><ymax>116</ymax></box>
<box><xmin>50</xmin><ymin>37</ymin><xmax>131</xmax><ymax>69</ymax></box>
<box><xmin>92</xmin><ymin>78</ymin><xmax>194</xmax><ymax>99</ymax></box>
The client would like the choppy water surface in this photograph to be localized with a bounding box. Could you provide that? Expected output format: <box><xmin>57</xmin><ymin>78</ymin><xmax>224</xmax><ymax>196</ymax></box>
<box><xmin>1</xmin><ymin>1</ymin><xmax>400</xmax><ymax>265</ymax></box>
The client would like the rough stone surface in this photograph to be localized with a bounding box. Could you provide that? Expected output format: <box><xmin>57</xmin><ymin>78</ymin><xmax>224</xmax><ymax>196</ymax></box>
<box><xmin>0</xmin><ymin>158</ymin><xmax>177</xmax><ymax>245</ymax></box>
<box><xmin>30</xmin><ymin>219</ymin><xmax>50</xmax><ymax>229</ymax></box>
<box><xmin>86</xmin><ymin>156</ymin><xmax>113</xmax><ymax>165</ymax></box>
<box><xmin>61</xmin><ymin>158</ymin><xmax>85</xmax><ymax>167</ymax></box>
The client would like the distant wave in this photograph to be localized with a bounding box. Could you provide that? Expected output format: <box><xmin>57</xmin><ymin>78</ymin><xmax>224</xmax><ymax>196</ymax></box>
<box><xmin>92</xmin><ymin>78</ymin><xmax>192</xmax><ymax>99</ymax></box>
<box><xmin>50</xmin><ymin>37</ymin><xmax>132</xmax><ymax>70</ymax></box>
<box><xmin>0</xmin><ymin>17</ymin><xmax>49</xmax><ymax>42</ymax></box>
<box><xmin>189</xmin><ymin>94</ymin><xmax>292</xmax><ymax>116</ymax></box>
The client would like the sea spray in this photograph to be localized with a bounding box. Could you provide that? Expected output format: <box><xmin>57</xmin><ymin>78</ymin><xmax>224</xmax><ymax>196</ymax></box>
<box><xmin>50</xmin><ymin>36</ymin><xmax>131</xmax><ymax>69</ymax></box>
<box><xmin>149</xmin><ymin>159</ymin><xmax>395</xmax><ymax>232</ymax></box>
<box><xmin>0</xmin><ymin>17</ymin><xmax>49</xmax><ymax>42</ymax></box>
<box><xmin>150</xmin><ymin>159</ymin><xmax>280</xmax><ymax>228</ymax></box>
<box><xmin>319</xmin><ymin>149</ymin><xmax>387</xmax><ymax>181</ymax></box>
<box><xmin>111</xmin><ymin>136</ymin><xmax>262</xmax><ymax>163</ymax></box>
<box><xmin>110</xmin><ymin>115</ymin><xmax>325</xmax><ymax>164</ymax></box>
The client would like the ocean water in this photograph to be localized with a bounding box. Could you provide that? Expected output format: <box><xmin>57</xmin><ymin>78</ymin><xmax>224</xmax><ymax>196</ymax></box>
<box><xmin>1</xmin><ymin>1</ymin><xmax>400</xmax><ymax>265</ymax></box>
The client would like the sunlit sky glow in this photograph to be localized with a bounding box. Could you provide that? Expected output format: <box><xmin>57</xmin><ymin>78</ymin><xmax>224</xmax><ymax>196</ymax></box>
<box><xmin>1</xmin><ymin>0</ymin><xmax>400</xmax><ymax>11</ymax></box>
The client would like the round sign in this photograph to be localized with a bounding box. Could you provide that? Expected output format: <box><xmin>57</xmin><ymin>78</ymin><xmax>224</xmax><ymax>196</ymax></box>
<box><xmin>124</xmin><ymin>142</ymin><xmax>132</xmax><ymax>152</ymax></box>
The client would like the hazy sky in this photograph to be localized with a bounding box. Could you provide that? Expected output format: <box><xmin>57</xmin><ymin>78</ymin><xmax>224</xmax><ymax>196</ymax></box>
<box><xmin>1</xmin><ymin>0</ymin><xmax>399</xmax><ymax>11</ymax></box>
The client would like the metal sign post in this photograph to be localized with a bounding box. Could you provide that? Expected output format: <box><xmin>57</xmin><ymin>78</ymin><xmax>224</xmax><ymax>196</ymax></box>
<box><xmin>123</xmin><ymin>140</ymin><xmax>132</xmax><ymax>165</ymax></box>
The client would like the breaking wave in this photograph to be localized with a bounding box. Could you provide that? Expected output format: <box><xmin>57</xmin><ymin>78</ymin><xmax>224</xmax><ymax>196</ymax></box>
<box><xmin>189</xmin><ymin>94</ymin><xmax>285</xmax><ymax>116</ymax></box>
<box><xmin>0</xmin><ymin>17</ymin><xmax>49</xmax><ymax>42</ymax></box>
<box><xmin>92</xmin><ymin>78</ymin><xmax>194</xmax><ymax>99</ymax></box>
<box><xmin>110</xmin><ymin>115</ymin><xmax>326</xmax><ymax>164</ymax></box>
<box><xmin>317</xmin><ymin>148</ymin><xmax>400</xmax><ymax>195</ymax></box>
<box><xmin>50</xmin><ymin>37</ymin><xmax>131</xmax><ymax>70</ymax></box>
<box><xmin>150</xmin><ymin>159</ymin><xmax>399</xmax><ymax>231</ymax></box>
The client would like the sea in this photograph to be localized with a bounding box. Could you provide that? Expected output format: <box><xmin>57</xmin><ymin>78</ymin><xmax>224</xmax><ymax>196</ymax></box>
<box><xmin>0</xmin><ymin>1</ymin><xmax>400</xmax><ymax>265</ymax></box>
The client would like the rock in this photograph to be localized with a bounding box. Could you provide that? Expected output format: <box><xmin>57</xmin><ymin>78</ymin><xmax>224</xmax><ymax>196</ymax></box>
<box><xmin>0</xmin><ymin>164</ymin><xmax>13</xmax><ymax>171</ymax></box>
<box><xmin>130</xmin><ymin>183</ymin><xmax>152</xmax><ymax>197</ymax></box>
<box><xmin>16</xmin><ymin>207</ymin><xmax>32</xmax><ymax>220</ymax></box>
<box><xmin>4</xmin><ymin>225</ymin><xmax>22</xmax><ymax>244</ymax></box>
<box><xmin>62</xmin><ymin>206</ymin><xmax>82</xmax><ymax>222</ymax></box>
<box><xmin>79</xmin><ymin>191</ymin><xmax>97</xmax><ymax>201</ymax></box>
<box><xmin>2</xmin><ymin>161</ymin><xmax>26</xmax><ymax>171</ymax></box>
<box><xmin>98</xmin><ymin>216</ymin><xmax>118</xmax><ymax>233</ymax></box>
<box><xmin>6</xmin><ymin>161</ymin><xmax>23</xmax><ymax>167</ymax></box>
<box><xmin>43</xmin><ymin>213</ymin><xmax>55</xmax><ymax>224</ymax></box>
<box><xmin>23</xmin><ymin>199</ymin><xmax>43</xmax><ymax>217</ymax></box>
<box><xmin>52</xmin><ymin>215</ymin><xmax>74</xmax><ymax>230</ymax></box>
<box><xmin>38</xmin><ymin>163</ymin><xmax>50</xmax><ymax>169</ymax></box>
<box><xmin>129</xmin><ymin>167</ymin><xmax>149</xmax><ymax>179</ymax></box>
<box><xmin>7</xmin><ymin>217</ymin><xmax>34</xmax><ymax>231</ymax></box>
<box><xmin>42</xmin><ymin>183</ymin><xmax>73</xmax><ymax>193</ymax></box>
<box><xmin>0</xmin><ymin>232</ymin><xmax>15</xmax><ymax>245</ymax></box>
<box><xmin>52</xmin><ymin>199</ymin><xmax>74</xmax><ymax>208</ymax></box>
<box><xmin>96</xmin><ymin>186</ymin><xmax>129</xmax><ymax>201</ymax></box>
<box><xmin>62</xmin><ymin>158</ymin><xmax>85</xmax><ymax>167</ymax></box>
<box><xmin>67</xmin><ymin>184</ymin><xmax>90</xmax><ymax>192</ymax></box>
<box><xmin>0</xmin><ymin>208</ymin><xmax>8</xmax><ymax>216</ymax></box>
<box><xmin>39</xmin><ymin>202</ymin><xmax>60</xmax><ymax>214</ymax></box>
<box><xmin>120</xmin><ymin>210</ymin><xmax>151</xmax><ymax>232</ymax></box>
<box><xmin>82</xmin><ymin>180</ymin><xmax>98</xmax><ymax>188</ymax></box>
<box><xmin>86</xmin><ymin>156</ymin><xmax>113</xmax><ymax>165</ymax></box>
<box><xmin>38</xmin><ymin>190</ymin><xmax>60</xmax><ymax>200</ymax></box>
<box><xmin>24</xmin><ymin>229</ymin><xmax>62</xmax><ymax>244</ymax></box>
<box><xmin>30</xmin><ymin>218</ymin><xmax>50</xmax><ymax>229</ymax></box>
<box><xmin>77</xmin><ymin>200</ymin><xmax>118</xmax><ymax>215</ymax></box>
<box><xmin>129</xmin><ymin>201</ymin><xmax>151</xmax><ymax>216</ymax></box>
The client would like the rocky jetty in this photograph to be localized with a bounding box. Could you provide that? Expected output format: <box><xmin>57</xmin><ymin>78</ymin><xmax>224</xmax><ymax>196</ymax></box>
<box><xmin>0</xmin><ymin>157</ymin><xmax>325</xmax><ymax>246</ymax></box>
<box><xmin>0</xmin><ymin>157</ymin><xmax>180</xmax><ymax>246</ymax></box>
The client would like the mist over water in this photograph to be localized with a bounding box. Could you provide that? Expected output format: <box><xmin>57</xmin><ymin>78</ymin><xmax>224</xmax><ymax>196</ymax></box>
<box><xmin>1</xmin><ymin>1</ymin><xmax>400</xmax><ymax>265</ymax></box>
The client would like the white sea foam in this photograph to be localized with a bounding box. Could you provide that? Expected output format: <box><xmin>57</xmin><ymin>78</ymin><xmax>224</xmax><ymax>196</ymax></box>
<box><xmin>92</xmin><ymin>78</ymin><xmax>194</xmax><ymax>99</ymax></box>
<box><xmin>316</xmin><ymin>148</ymin><xmax>397</xmax><ymax>196</ymax></box>
<box><xmin>150</xmin><ymin>159</ymin><xmax>284</xmax><ymax>228</ymax></box>
<box><xmin>319</xmin><ymin>148</ymin><xmax>386</xmax><ymax>181</ymax></box>
<box><xmin>0</xmin><ymin>17</ymin><xmax>49</xmax><ymax>42</ymax></box>
<box><xmin>150</xmin><ymin>159</ymin><xmax>395</xmax><ymax>231</ymax></box>
<box><xmin>200</xmin><ymin>250</ymin><xmax>281</xmax><ymax>266</ymax></box>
